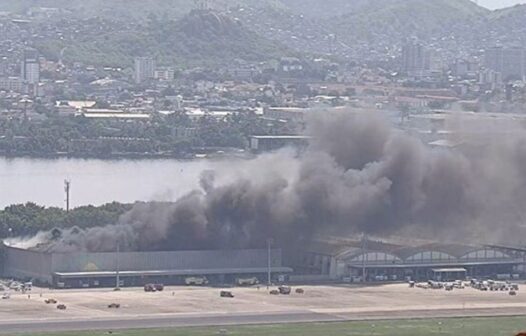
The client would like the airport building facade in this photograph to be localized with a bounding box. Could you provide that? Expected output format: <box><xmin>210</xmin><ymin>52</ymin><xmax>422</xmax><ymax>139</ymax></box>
<box><xmin>0</xmin><ymin>243</ymin><xmax>292</xmax><ymax>288</ymax></box>
<box><xmin>303</xmin><ymin>239</ymin><xmax>526</xmax><ymax>282</ymax></box>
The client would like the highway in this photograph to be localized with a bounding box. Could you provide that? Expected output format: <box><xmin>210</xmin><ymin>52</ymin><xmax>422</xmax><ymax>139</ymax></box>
<box><xmin>1</xmin><ymin>307</ymin><xmax>526</xmax><ymax>334</ymax></box>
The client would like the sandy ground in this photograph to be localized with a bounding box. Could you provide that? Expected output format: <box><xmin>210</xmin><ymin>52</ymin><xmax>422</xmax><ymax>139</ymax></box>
<box><xmin>1</xmin><ymin>283</ymin><xmax>525</xmax><ymax>323</ymax></box>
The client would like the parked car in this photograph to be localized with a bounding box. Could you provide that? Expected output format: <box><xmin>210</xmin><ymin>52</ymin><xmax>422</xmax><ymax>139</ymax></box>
<box><xmin>220</xmin><ymin>291</ymin><xmax>234</xmax><ymax>298</ymax></box>
<box><xmin>278</xmin><ymin>286</ymin><xmax>291</xmax><ymax>295</ymax></box>
<box><xmin>144</xmin><ymin>284</ymin><xmax>156</xmax><ymax>292</ymax></box>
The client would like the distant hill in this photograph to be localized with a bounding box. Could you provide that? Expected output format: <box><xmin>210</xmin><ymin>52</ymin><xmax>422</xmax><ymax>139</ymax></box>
<box><xmin>277</xmin><ymin>0</ymin><xmax>372</xmax><ymax>18</ymax></box>
<box><xmin>482</xmin><ymin>4</ymin><xmax>526</xmax><ymax>44</ymax></box>
<box><xmin>326</xmin><ymin>0</ymin><xmax>488</xmax><ymax>42</ymax></box>
<box><xmin>158</xmin><ymin>10</ymin><xmax>293</xmax><ymax>66</ymax></box>
<box><xmin>1</xmin><ymin>0</ymin><xmax>489</xmax><ymax>20</ymax></box>
<box><xmin>37</xmin><ymin>9</ymin><xmax>293</xmax><ymax>67</ymax></box>
<box><xmin>0</xmin><ymin>0</ymin><xmax>275</xmax><ymax>18</ymax></box>
<box><xmin>0</xmin><ymin>0</ymin><xmax>193</xmax><ymax>16</ymax></box>
<box><xmin>8</xmin><ymin>0</ymin><xmax>526</xmax><ymax>68</ymax></box>
<box><xmin>273</xmin><ymin>0</ymin><xmax>487</xmax><ymax>19</ymax></box>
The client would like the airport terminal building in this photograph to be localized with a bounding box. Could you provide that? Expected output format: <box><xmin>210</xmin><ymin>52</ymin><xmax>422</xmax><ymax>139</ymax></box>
<box><xmin>303</xmin><ymin>238</ymin><xmax>526</xmax><ymax>282</ymax></box>
<box><xmin>2</xmin><ymin>237</ymin><xmax>524</xmax><ymax>287</ymax></box>
<box><xmin>0</xmin><ymin>243</ymin><xmax>292</xmax><ymax>288</ymax></box>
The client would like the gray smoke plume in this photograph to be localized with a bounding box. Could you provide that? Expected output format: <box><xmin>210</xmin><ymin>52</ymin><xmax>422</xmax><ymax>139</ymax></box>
<box><xmin>15</xmin><ymin>109</ymin><xmax>526</xmax><ymax>252</ymax></box>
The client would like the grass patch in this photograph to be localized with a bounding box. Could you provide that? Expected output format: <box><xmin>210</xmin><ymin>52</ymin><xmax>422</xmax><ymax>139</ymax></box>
<box><xmin>18</xmin><ymin>316</ymin><xmax>526</xmax><ymax>336</ymax></box>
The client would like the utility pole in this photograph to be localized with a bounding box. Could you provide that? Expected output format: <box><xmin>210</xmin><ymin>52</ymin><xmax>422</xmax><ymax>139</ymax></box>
<box><xmin>64</xmin><ymin>180</ymin><xmax>71</xmax><ymax>212</ymax></box>
<box><xmin>362</xmin><ymin>234</ymin><xmax>367</xmax><ymax>283</ymax></box>
<box><xmin>267</xmin><ymin>238</ymin><xmax>273</xmax><ymax>289</ymax></box>
<box><xmin>115</xmin><ymin>242</ymin><xmax>120</xmax><ymax>290</ymax></box>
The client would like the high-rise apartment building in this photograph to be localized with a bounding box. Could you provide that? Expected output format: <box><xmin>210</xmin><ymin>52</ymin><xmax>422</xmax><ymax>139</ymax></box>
<box><xmin>401</xmin><ymin>41</ymin><xmax>431</xmax><ymax>75</ymax></box>
<box><xmin>21</xmin><ymin>49</ymin><xmax>40</xmax><ymax>84</ymax></box>
<box><xmin>134</xmin><ymin>57</ymin><xmax>155</xmax><ymax>84</ymax></box>
<box><xmin>484</xmin><ymin>47</ymin><xmax>526</xmax><ymax>81</ymax></box>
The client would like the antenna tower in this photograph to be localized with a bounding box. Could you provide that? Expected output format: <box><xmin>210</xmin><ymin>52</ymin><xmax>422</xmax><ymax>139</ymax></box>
<box><xmin>64</xmin><ymin>180</ymin><xmax>71</xmax><ymax>212</ymax></box>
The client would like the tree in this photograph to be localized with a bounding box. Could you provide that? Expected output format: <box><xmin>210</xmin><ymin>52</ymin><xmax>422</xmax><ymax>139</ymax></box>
<box><xmin>0</xmin><ymin>202</ymin><xmax>132</xmax><ymax>238</ymax></box>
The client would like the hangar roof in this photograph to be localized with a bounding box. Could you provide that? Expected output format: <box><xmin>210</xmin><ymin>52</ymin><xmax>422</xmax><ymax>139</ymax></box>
<box><xmin>54</xmin><ymin>267</ymin><xmax>294</xmax><ymax>279</ymax></box>
<box><xmin>309</xmin><ymin>238</ymin><xmax>515</xmax><ymax>262</ymax></box>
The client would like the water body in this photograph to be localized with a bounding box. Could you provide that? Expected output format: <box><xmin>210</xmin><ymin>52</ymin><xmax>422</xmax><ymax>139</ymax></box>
<box><xmin>0</xmin><ymin>157</ymin><xmax>224</xmax><ymax>209</ymax></box>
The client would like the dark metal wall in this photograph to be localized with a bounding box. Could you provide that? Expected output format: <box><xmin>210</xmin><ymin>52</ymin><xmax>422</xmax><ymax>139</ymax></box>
<box><xmin>51</xmin><ymin>249</ymin><xmax>282</xmax><ymax>273</ymax></box>
<box><xmin>0</xmin><ymin>242</ymin><xmax>5</xmax><ymax>276</ymax></box>
<box><xmin>3</xmin><ymin>244</ymin><xmax>283</xmax><ymax>284</ymax></box>
<box><xmin>3</xmin><ymin>245</ymin><xmax>53</xmax><ymax>283</ymax></box>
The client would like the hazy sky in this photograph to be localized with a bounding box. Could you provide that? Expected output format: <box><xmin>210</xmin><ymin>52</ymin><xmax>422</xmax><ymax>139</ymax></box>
<box><xmin>478</xmin><ymin>0</ymin><xmax>526</xmax><ymax>9</ymax></box>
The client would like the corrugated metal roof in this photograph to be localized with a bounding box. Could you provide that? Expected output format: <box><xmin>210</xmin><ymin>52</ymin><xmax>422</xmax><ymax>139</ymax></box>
<box><xmin>348</xmin><ymin>260</ymin><xmax>520</xmax><ymax>269</ymax></box>
<box><xmin>432</xmin><ymin>268</ymin><xmax>467</xmax><ymax>273</ymax></box>
<box><xmin>53</xmin><ymin>267</ymin><xmax>293</xmax><ymax>278</ymax></box>
<box><xmin>309</xmin><ymin>238</ymin><xmax>516</xmax><ymax>263</ymax></box>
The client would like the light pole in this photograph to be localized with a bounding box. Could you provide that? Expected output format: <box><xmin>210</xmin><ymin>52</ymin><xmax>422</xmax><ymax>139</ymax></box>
<box><xmin>115</xmin><ymin>242</ymin><xmax>120</xmax><ymax>290</ymax></box>
<box><xmin>267</xmin><ymin>238</ymin><xmax>273</xmax><ymax>289</ymax></box>
<box><xmin>64</xmin><ymin>180</ymin><xmax>71</xmax><ymax>212</ymax></box>
<box><xmin>362</xmin><ymin>234</ymin><xmax>367</xmax><ymax>283</ymax></box>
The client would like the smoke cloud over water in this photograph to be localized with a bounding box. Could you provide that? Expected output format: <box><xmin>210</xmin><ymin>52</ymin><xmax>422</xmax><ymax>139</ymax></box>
<box><xmin>11</xmin><ymin>110</ymin><xmax>526</xmax><ymax>252</ymax></box>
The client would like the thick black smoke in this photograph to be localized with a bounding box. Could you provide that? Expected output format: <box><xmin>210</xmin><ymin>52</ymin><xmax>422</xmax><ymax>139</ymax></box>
<box><xmin>16</xmin><ymin>110</ymin><xmax>526</xmax><ymax>252</ymax></box>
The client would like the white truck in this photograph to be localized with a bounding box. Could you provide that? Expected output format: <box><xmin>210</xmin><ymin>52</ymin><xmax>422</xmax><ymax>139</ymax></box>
<box><xmin>235</xmin><ymin>277</ymin><xmax>259</xmax><ymax>286</ymax></box>
<box><xmin>185</xmin><ymin>277</ymin><xmax>209</xmax><ymax>286</ymax></box>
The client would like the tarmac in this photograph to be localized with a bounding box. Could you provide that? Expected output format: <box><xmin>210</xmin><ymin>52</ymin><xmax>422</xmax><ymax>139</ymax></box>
<box><xmin>0</xmin><ymin>283</ymin><xmax>525</xmax><ymax>334</ymax></box>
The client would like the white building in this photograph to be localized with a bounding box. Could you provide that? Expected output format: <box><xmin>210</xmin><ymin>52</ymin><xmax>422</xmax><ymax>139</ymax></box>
<box><xmin>0</xmin><ymin>77</ymin><xmax>23</xmax><ymax>92</ymax></box>
<box><xmin>21</xmin><ymin>50</ymin><xmax>40</xmax><ymax>85</ymax></box>
<box><xmin>154</xmin><ymin>68</ymin><xmax>175</xmax><ymax>81</ymax></box>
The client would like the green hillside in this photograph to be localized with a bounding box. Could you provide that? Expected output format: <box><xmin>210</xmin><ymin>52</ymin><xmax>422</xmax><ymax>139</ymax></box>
<box><xmin>36</xmin><ymin>10</ymin><xmax>293</xmax><ymax>67</ymax></box>
<box><xmin>327</xmin><ymin>0</ymin><xmax>488</xmax><ymax>42</ymax></box>
<box><xmin>482</xmin><ymin>4</ymin><xmax>526</xmax><ymax>43</ymax></box>
<box><xmin>7</xmin><ymin>0</ymin><xmax>526</xmax><ymax>68</ymax></box>
<box><xmin>0</xmin><ymin>0</ymin><xmax>278</xmax><ymax>18</ymax></box>
<box><xmin>278</xmin><ymin>0</ymin><xmax>372</xmax><ymax>18</ymax></box>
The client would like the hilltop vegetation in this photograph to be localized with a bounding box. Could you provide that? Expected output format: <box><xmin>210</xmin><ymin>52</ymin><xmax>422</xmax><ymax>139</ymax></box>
<box><xmin>277</xmin><ymin>0</ymin><xmax>372</xmax><ymax>18</ymax></box>
<box><xmin>0</xmin><ymin>0</ymin><xmax>276</xmax><ymax>18</ymax></box>
<box><xmin>279</xmin><ymin>0</ymin><xmax>487</xmax><ymax>19</ymax></box>
<box><xmin>327</xmin><ymin>0</ymin><xmax>488</xmax><ymax>42</ymax></box>
<box><xmin>0</xmin><ymin>0</ymin><xmax>494</xmax><ymax>21</ymax></box>
<box><xmin>36</xmin><ymin>10</ymin><xmax>293</xmax><ymax>67</ymax></box>
<box><xmin>5</xmin><ymin>0</ymin><xmax>526</xmax><ymax>67</ymax></box>
<box><xmin>0</xmin><ymin>0</ymin><xmax>194</xmax><ymax>18</ymax></box>
<box><xmin>484</xmin><ymin>4</ymin><xmax>526</xmax><ymax>44</ymax></box>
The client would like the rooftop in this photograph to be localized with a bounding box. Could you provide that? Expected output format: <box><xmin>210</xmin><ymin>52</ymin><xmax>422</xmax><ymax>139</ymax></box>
<box><xmin>53</xmin><ymin>267</ymin><xmax>293</xmax><ymax>278</ymax></box>
<box><xmin>250</xmin><ymin>135</ymin><xmax>310</xmax><ymax>140</ymax></box>
<box><xmin>82</xmin><ymin>113</ymin><xmax>150</xmax><ymax>119</ymax></box>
